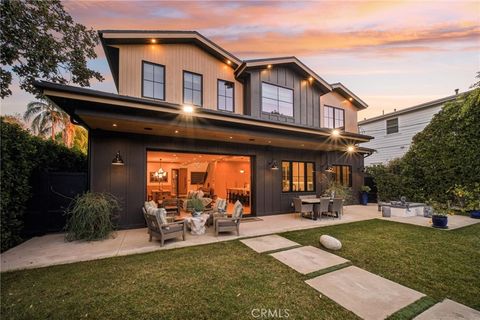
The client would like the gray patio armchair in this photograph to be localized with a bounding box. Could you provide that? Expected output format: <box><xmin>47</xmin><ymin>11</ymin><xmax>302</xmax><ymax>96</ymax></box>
<box><xmin>215</xmin><ymin>201</ymin><xmax>243</xmax><ymax>236</ymax></box>
<box><xmin>205</xmin><ymin>198</ymin><xmax>227</xmax><ymax>226</ymax></box>
<box><xmin>330</xmin><ymin>198</ymin><xmax>344</xmax><ymax>219</ymax></box>
<box><xmin>142</xmin><ymin>207</ymin><xmax>186</xmax><ymax>247</ymax></box>
<box><xmin>293</xmin><ymin>197</ymin><xmax>314</xmax><ymax>219</ymax></box>
<box><xmin>314</xmin><ymin>197</ymin><xmax>331</xmax><ymax>220</ymax></box>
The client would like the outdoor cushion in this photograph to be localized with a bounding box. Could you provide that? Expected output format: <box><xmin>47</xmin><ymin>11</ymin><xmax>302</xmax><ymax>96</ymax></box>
<box><xmin>217</xmin><ymin>220</ymin><xmax>236</xmax><ymax>227</ymax></box>
<box><xmin>232</xmin><ymin>200</ymin><xmax>243</xmax><ymax>219</ymax></box>
<box><xmin>144</xmin><ymin>200</ymin><xmax>157</xmax><ymax>209</ymax></box>
<box><xmin>146</xmin><ymin>206</ymin><xmax>168</xmax><ymax>226</ymax></box>
<box><xmin>162</xmin><ymin>224</ymin><xmax>183</xmax><ymax>234</ymax></box>
<box><xmin>216</xmin><ymin>198</ymin><xmax>227</xmax><ymax>212</ymax></box>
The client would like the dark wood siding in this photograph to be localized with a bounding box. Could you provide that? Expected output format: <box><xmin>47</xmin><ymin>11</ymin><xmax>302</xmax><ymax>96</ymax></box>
<box><xmin>90</xmin><ymin>130</ymin><xmax>364</xmax><ymax>228</ymax></box>
<box><xmin>243</xmin><ymin>66</ymin><xmax>323</xmax><ymax>128</ymax></box>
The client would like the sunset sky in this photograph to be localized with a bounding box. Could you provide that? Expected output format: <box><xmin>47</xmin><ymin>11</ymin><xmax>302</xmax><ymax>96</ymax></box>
<box><xmin>2</xmin><ymin>0</ymin><xmax>479</xmax><ymax>120</ymax></box>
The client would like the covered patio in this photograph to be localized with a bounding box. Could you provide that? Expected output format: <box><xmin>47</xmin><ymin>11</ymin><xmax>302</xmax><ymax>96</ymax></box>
<box><xmin>2</xmin><ymin>205</ymin><xmax>378</xmax><ymax>272</ymax></box>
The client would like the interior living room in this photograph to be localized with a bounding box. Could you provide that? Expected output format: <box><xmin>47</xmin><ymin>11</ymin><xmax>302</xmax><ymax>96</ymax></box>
<box><xmin>146</xmin><ymin>151</ymin><xmax>252</xmax><ymax>218</ymax></box>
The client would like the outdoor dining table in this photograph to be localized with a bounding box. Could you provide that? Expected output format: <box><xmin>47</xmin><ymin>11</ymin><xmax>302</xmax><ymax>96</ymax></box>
<box><xmin>300</xmin><ymin>198</ymin><xmax>342</xmax><ymax>219</ymax></box>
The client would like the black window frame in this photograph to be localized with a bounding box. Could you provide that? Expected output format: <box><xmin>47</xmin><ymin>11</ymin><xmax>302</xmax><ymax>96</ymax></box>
<box><xmin>281</xmin><ymin>161</ymin><xmax>316</xmax><ymax>193</ymax></box>
<box><xmin>324</xmin><ymin>105</ymin><xmax>345</xmax><ymax>129</ymax></box>
<box><xmin>183</xmin><ymin>70</ymin><xmax>203</xmax><ymax>107</ymax></box>
<box><xmin>141</xmin><ymin>60</ymin><xmax>165</xmax><ymax>101</ymax></box>
<box><xmin>217</xmin><ymin>79</ymin><xmax>235</xmax><ymax>112</ymax></box>
<box><xmin>386</xmin><ymin>118</ymin><xmax>399</xmax><ymax>134</ymax></box>
<box><xmin>332</xmin><ymin>165</ymin><xmax>352</xmax><ymax>187</ymax></box>
<box><xmin>261</xmin><ymin>81</ymin><xmax>294</xmax><ymax>117</ymax></box>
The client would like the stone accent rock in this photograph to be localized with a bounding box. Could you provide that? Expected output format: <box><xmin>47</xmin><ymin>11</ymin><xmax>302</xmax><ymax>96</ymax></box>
<box><xmin>320</xmin><ymin>235</ymin><xmax>342</xmax><ymax>250</ymax></box>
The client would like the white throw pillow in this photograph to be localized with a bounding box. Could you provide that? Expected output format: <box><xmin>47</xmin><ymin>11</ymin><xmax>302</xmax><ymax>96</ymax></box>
<box><xmin>232</xmin><ymin>200</ymin><xmax>243</xmax><ymax>219</ymax></box>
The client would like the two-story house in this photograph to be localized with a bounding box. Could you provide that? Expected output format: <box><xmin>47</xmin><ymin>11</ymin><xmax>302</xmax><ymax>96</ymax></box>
<box><xmin>36</xmin><ymin>30</ymin><xmax>373</xmax><ymax>228</ymax></box>
<box><xmin>358</xmin><ymin>91</ymin><xmax>469</xmax><ymax>166</ymax></box>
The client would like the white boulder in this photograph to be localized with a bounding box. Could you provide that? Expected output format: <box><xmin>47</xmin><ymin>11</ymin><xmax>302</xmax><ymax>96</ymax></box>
<box><xmin>320</xmin><ymin>235</ymin><xmax>342</xmax><ymax>250</ymax></box>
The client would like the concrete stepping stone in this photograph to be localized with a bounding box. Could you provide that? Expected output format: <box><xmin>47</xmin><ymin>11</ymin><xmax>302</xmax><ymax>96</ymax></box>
<box><xmin>306</xmin><ymin>266</ymin><xmax>425</xmax><ymax>320</ymax></box>
<box><xmin>270</xmin><ymin>245</ymin><xmax>349</xmax><ymax>274</ymax></box>
<box><xmin>413</xmin><ymin>299</ymin><xmax>480</xmax><ymax>320</ymax></box>
<box><xmin>240</xmin><ymin>235</ymin><xmax>299</xmax><ymax>253</ymax></box>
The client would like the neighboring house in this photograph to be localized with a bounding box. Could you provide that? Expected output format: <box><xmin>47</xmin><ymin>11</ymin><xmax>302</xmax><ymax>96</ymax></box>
<box><xmin>358</xmin><ymin>91</ymin><xmax>468</xmax><ymax>166</ymax></box>
<box><xmin>36</xmin><ymin>30</ymin><xmax>372</xmax><ymax>228</ymax></box>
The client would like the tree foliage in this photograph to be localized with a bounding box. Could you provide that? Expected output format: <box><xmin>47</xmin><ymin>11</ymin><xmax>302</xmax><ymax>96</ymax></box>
<box><xmin>368</xmin><ymin>89</ymin><xmax>480</xmax><ymax>203</ymax></box>
<box><xmin>1</xmin><ymin>118</ymin><xmax>87</xmax><ymax>252</ymax></box>
<box><xmin>0</xmin><ymin>0</ymin><xmax>103</xmax><ymax>98</ymax></box>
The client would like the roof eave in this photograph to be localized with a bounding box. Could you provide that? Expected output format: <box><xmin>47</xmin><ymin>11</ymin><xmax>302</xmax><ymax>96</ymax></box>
<box><xmin>33</xmin><ymin>81</ymin><xmax>373</xmax><ymax>143</ymax></box>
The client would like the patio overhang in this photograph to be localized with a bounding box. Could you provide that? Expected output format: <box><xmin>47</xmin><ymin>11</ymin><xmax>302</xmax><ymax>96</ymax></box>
<box><xmin>35</xmin><ymin>81</ymin><xmax>374</xmax><ymax>153</ymax></box>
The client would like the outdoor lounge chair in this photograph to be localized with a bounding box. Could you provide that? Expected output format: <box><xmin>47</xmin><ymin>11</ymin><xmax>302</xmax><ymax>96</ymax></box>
<box><xmin>293</xmin><ymin>197</ymin><xmax>314</xmax><ymax>219</ymax></box>
<box><xmin>214</xmin><ymin>200</ymin><xmax>243</xmax><ymax>236</ymax></box>
<box><xmin>142</xmin><ymin>207</ymin><xmax>186</xmax><ymax>247</ymax></box>
<box><xmin>205</xmin><ymin>198</ymin><xmax>227</xmax><ymax>226</ymax></box>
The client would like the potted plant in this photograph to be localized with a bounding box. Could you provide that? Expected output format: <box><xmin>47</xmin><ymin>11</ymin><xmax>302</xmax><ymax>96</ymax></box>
<box><xmin>188</xmin><ymin>198</ymin><xmax>205</xmax><ymax>217</ymax></box>
<box><xmin>359</xmin><ymin>185</ymin><xmax>371</xmax><ymax>205</ymax></box>
<box><xmin>429</xmin><ymin>201</ymin><xmax>451</xmax><ymax>229</ymax></box>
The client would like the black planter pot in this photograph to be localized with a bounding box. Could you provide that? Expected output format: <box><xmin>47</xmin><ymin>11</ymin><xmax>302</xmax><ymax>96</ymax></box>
<box><xmin>432</xmin><ymin>215</ymin><xmax>448</xmax><ymax>229</ymax></box>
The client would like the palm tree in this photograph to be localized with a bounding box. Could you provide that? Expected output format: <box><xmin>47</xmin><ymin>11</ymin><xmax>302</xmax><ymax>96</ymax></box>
<box><xmin>23</xmin><ymin>100</ymin><xmax>74</xmax><ymax>146</ymax></box>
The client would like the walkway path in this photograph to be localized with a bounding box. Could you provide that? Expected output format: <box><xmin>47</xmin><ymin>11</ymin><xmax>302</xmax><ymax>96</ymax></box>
<box><xmin>1</xmin><ymin>205</ymin><xmax>378</xmax><ymax>272</ymax></box>
<box><xmin>241</xmin><ymin>234</ymin><xmax>479</xmax><ymax>320</ymax></box>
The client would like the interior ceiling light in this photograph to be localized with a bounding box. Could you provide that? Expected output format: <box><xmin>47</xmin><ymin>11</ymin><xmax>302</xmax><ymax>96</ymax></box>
<box><xmin>112</xmin><ymin>123</ymin><xmax>117</xmax><ymax>127</ymax></box>
<box><xmin>226</xmin><ymin>60</ymin><xmax>231</xmax><ymax>65</ymax></box>
<box><xmin>150</xmin><ymin>39</ymin><xmax>156</xmax><ymax>43</ymax></box>
<box><xmin>349</xmin><ymin>97</ymin><xmax>353</xmax><ymax>101</ymax></box>
<box><xmin>267</xmin><ymin>64</ymin><xmax>272</xmax><ymax>69</ymax></box>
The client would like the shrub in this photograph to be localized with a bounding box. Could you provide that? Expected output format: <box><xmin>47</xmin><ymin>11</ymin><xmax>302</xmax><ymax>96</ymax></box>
<box><xmin>1</xmin><ymin>118</ymin><xmax>87</xmax><ymax>252</ymax></box>
<box><xmin>65</xmin><ymin>192</ymin><xmax>119</xmax><ymax>241</ymax></box>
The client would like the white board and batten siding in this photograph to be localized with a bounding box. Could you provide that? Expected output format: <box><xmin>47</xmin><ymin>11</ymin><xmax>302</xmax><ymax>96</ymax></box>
<box><xmin>358</xmin><ymin>104</ymin><xmax>444</xmax><ymax>166</ymax></box>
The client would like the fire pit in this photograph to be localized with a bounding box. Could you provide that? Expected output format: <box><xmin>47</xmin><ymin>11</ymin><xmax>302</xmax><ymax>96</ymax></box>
<box><xmin>381</xmin><ymin>197</ymin><xmax>427</xmax><ymax>218</ymax></box>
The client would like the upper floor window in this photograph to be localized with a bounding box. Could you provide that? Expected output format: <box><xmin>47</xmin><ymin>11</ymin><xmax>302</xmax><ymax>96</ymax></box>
<box><xmin>386</xmin><ymin>118</ymin><xmax>399</xmax><ymax>134</ymax></box>
<box><xmin>183</xmin><ymin>71</ymin><xmax>202</xmax><ymax>106</ymax></box>
<box><xmin>262</xmin><ymin>82</ymin><xmax>293</xmax><ymax>117</ymax></box>
<box><xmin>218</xmin><ymin>80</ymin><xmax>234</xmax><ymax>112</ymax></box>
<box><xmin>142</xmin><ymin>61</ymin><xmax>165</xmax><ymax>100</ymax></box>
<box><xmin>331</xmin><ymin>165</ymin><xmax>352</xmax><ymax>187</ymax></box>
<box><xmin>324</xmin><ymin>106</ymin><xmax>344</xmax><ymax>129</ymax></box>
<box><xmin>282</xmin><ymin>161</ymin><xmax>315</xmax><ymax>192</ymax></box>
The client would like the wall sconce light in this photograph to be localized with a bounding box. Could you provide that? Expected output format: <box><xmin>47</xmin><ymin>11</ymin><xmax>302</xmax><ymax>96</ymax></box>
<box><xmin>269</xmin><ymin>160</ymin><xmax>279</xmax><ymax>170</ymax></box>
<box><xmin>112</xmin><ymin>151</ymin><xmax>124</xmax><ymax>166</ymax></box>
<box><xmin>240</xmin><ymin>169</ymin><xmax>245</xmax><ymax>174</ymax></box>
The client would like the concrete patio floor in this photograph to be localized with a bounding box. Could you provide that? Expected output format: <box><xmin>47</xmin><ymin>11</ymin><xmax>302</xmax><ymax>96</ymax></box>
<box><xmin>1</xmin><ymin>205</ymin><xmax>377</xmax><ymax>272</ymax></box>
<box><xmin>2</xmin><ymin>204</ymin><xmax>479</xmax><ymax>272</ymax></box>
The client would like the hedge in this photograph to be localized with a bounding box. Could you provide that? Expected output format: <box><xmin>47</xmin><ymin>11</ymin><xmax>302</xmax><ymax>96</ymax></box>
<box><xmin>1</xmin><ymin>118</ymin><xmax>87</xmax><ymax>252</ymax></box>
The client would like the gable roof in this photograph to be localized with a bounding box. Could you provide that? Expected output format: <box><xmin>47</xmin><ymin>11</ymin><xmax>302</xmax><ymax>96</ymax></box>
<box><xmin>358</xmin><ymin>90</ymin><xmax>473</xmax><ymax>125</ymax></box>
<box><xmin>331</xmin><ymin>83</ymin><xmax>368</xmax><ymax>109</ymax></box>
<box><xmin>235</xmin><ymin>56</ymin><xmax>332</xmax><ymax>94</ymax></box>
<box><xmin>99</xmin><ymin>30</ymin><xmax>242</xmax><ymax>90</ymax></box>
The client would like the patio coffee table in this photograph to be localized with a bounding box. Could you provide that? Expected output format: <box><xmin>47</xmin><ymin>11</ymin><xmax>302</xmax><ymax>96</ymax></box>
<box><xmin>185</xmin><ymin>214</ymin><xmax>209</xmax><ymax>235</ymax></box>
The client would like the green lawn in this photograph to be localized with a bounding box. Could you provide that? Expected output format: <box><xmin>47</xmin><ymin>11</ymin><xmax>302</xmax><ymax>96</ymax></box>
<box><xmin>283</xmin><ymin>219</ymin><xmax>480</xmax><ymax>311</ymax></box>
<box><xmin>1</xmin><ymin>219</ymin><xmax>479</xmax><ymax>319</ymax></box>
